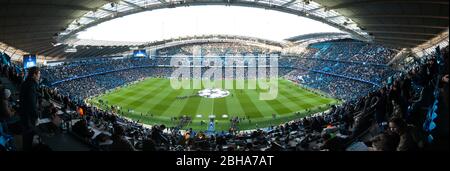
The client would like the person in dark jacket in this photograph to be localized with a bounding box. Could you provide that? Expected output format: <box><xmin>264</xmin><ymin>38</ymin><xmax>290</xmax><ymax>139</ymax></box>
<box><xmin>110</xmin><ymin>125</ymin><xmax>135</xmax><ymax>151</ymax></box>
<box><xmin>19</xmin><ymin>67</ymin><xmax>40</xmax><ymax>151</ymax></box>
<box><xmin>375</xmin><ymin>88</ymin><xmax>387</xmax><ymax>125</ymax></box>
<box><xmin>388</xmin><ymin>117</ymin><xmax>419</xmax><ymax>151</ymax></box>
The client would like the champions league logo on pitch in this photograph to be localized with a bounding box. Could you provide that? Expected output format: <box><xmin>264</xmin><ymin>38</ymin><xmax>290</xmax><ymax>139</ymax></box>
<box><xmin>198</xmin><ymin>88</ymin><xmax>230</xmax><ymax>98</ymax></box>
<box><xmin>169</xmin><ymin>54</ymin><xmax>279</xmax><ymax>100</ymax></box>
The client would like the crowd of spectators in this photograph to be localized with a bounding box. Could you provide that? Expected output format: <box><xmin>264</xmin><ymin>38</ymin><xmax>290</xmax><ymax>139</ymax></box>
<box><xmin>41</xmin><ymin>41</ymin><xmax>395</xmax><ymax>102</ymax></box>
<box><xmin>53</xmin><ymin>67</ymin><xmax>172</xmax><ymax>103</ymax></box>
<box><xmin>1</xmin><ymin>41</ymin><xmax>447</xmax><ymax>151</ymax></box>
<box><xmin>280</xmin><ymin>57</ymin><xmax>395</xmax><ymax>83</ymax></box>
<box><xmin>157</xmin><ymin>42</ymin><xmax>279</xmax><ymax>57</ymax></box>
<box><xmin>277</xmin><ymin>39</ymin><xmax>397</xmax><ymax>101</ymax></box>
<box><xmin>306</xmin><ymin>39</ymin><xmax>396</xmax><ymax>64</ymax></box>
<box><xmin>41</xmin><ymin>57</ymin><xmax>157</xmax><ymax>84</ymax></box>
<box><xmin>284</xmin><ymin>70</ymin><xmax>378</xmax><ymax>100</ymax></box>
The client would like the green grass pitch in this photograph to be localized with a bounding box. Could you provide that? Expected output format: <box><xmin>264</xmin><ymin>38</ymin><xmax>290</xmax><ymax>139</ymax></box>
<box><xmin>89</xmin><ymin>78</ymin><xmax>340</xmax><ymax>131</ymax></box>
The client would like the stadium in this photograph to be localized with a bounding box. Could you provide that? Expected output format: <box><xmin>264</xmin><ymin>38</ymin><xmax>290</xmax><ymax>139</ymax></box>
<box><xmin>0</xmin><ymin>0</ymin><xmax>448</xmax><ymax>153</ymax></box>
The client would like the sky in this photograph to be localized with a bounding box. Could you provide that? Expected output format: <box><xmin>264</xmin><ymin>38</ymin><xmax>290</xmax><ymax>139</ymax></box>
<box><xmin>77</xmin><ymin>6</ymin><xmax>343</xmax><ymax>42</ymax></box>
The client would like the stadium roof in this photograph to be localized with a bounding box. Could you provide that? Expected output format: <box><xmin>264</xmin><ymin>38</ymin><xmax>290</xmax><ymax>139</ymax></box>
<box><xmin>44</xmin><ymin>34</ymin><xmax>286</xmax><ymax>60</ymax></box>
<box><xmin>0</xmin><ymin>0</ymin><xmax>448</xmax><ymax>60</ymax></box>
<box><xmin>312</xmin><ymin>0</ymin><xmax>449</xmax><ymax>49</ymax></box>
<box><xmin>286</xmin><ymin>32</ymin><xmax>352</xmax><ymax>42</ymax></box>
<box><xmin>71</xmin><ymin>34</ymin><xmax>287</xmax><ymax>48</ymax></box>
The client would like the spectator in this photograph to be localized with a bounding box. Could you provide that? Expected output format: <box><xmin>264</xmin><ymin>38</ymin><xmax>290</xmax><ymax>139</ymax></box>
<box><xmin>72</xmin><ymin>119</ymin><xmax>93</xmax><ymax>139</ymax></box>
<box><xmin>375</xmin><ymin>87</ymin><xmax>387</xmax><ymax>127</ymax></box>
<box><xmin>110</xmin><ymin>125</ymin><xmax>136</xmax><ymax>151</ymax></box>
<box><xmin>19</xmin><ymin>67</ymin><xmax>41</xmax><ymax>151</ymax></box>
<box><xmin>0</xmin><ymin>85</ymin><xmax>14</xmax><ymax>122</ymax></box>
<box><xmin>388</xmin><ymin>117</ymin><xmax>419</xmax><ymax>151</ymax></box>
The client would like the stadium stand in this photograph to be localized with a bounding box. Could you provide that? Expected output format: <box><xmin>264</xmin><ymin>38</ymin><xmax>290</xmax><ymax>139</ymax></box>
<box><xmin>40</xmin><ymin>40</ymin><xmax>395</xmax><ymax>102</ymax></box>
<box><xmin>0</xmin><ymin>0</ymin><xmax>447</xmax><ymax>152</ymax></box>
<box><xmin>1</xmin><ymin>43</ymin><xmax>447</xmax><ymax>151</ymax></box>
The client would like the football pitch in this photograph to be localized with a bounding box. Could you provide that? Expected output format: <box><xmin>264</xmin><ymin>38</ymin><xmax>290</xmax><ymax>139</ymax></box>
<box><xmin>89</xmin><ymin>78</ymin><xmax>340</xmax><ymax>131</ymax></box>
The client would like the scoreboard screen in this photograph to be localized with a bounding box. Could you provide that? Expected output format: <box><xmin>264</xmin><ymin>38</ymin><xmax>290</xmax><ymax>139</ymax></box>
<box><xmin>133</xmin><ymin>50</ymin><xmax>147</xmax><ymax>57</ymax></box>
<box><xmin>23</xmin><ymin>54</ymin><xmax>37</xmax><ymax>69</ymax></box>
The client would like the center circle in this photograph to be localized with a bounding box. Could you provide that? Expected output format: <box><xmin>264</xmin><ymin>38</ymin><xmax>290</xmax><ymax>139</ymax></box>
<box><xmin>198</xmin><ymin>88</ymin><xmax>230</xmax><ymax>99</ymax></box>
